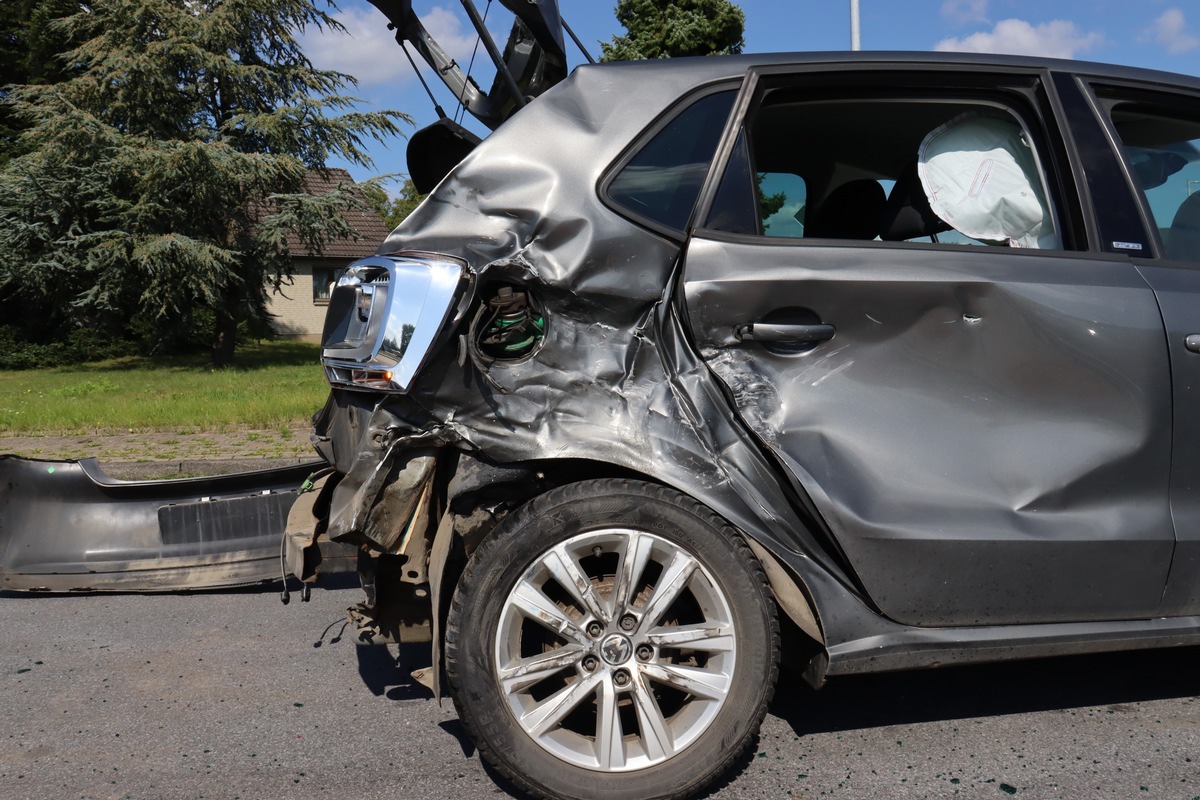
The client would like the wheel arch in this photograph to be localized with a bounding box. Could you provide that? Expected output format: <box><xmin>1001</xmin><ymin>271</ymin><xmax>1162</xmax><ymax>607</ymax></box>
<box><xmin>442</xmin><ymin>476</ymin><xmax>781</xmax><ymax>797</ymax></box>
<box><xmin>428</xmin><ymin>452</ymin><xmax>830</xmax><ymax>691</ymax></box>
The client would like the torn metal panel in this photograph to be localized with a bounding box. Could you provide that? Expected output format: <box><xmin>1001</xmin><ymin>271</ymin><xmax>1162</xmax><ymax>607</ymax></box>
<box><xmin>315</xmin><ymin>58</ymin><xmax>880</xmax><ymax>648</ymax></box>
<box><xmin>0</xmin><ymin>455</ymin><xmax>322</xmax><ymax>592</ymax></box>
<box><xmin>282</xmin><ymin>469</ymin><xmax>359</xmax><ymax>584</ymax></box>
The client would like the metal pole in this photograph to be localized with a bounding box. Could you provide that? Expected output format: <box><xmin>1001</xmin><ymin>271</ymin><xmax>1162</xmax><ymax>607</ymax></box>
<box><xmin>850</xmin><ymin>0</ymin><xmax>861</xmax><ymax>50</ymax></box>
<box><xmin>562</xmin><ymin>18</ymin><xmax>595</xmax><ymax>64</ymax></box>
<box><xmin>459</xmin><ymin>0</ymin><xmax>527</xmax><ymax>110</ymax></box>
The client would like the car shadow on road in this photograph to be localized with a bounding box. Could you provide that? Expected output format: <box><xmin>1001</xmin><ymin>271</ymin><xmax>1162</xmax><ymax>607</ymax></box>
<box><xmin>772</xmin><ymin>645</ymin><xmax>1200</xmax><ymax>737</ymax></box>
<box><xmin>343</xmin><ymin>634</ymin><xmax>1199</xmax><ymax>799</ymax></box>
<box><xmin>354</xmin><ymin>641</ymin><xmax>433</xmax><ymax>702</ymax></box>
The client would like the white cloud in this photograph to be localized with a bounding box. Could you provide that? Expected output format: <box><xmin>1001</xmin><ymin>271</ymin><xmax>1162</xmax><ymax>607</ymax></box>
<box><xmin>301</xmin><ymin>4</ymin><xmax>478</xmax><ymax>87</ymax></box>
<box><xmin>421</xmin><ymin>6</ymin><xmax>481</xmax><ymax>64</ymax></box>
<box><xmin>941</xmin><ymin>0</ymin><xmax>989</xmax><ymax>25</ymax></box>
<box><xmin>934</xmin><ymin>18</ymin><xmax>1104</xmax><ymax>59</ymax></box>
<box><xmin>1144</xmin><ymin>8</ymin><xmax>1200</xmax><ymax>55</ymax></box>
<box><xmin>301</xmin><ymin>5</ymin><xmax>404</xmax><ymax>86</ymax></box>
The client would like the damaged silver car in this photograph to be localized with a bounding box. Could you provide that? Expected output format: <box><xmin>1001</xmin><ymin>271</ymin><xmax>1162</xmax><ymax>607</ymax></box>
<box><xmin>283</xmin><ymin>14</ymin><xmax>1200</xmax><ymax>798</ymax></box>
<box><xmin>8</xmin><ymin>1</ymin><xmax>1200</xmax><ymax>797</ymax></box>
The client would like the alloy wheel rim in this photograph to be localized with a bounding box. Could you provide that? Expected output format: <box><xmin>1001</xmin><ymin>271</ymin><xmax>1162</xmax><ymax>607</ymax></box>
<box><xmin>494</xmin><ymin>528</ymin><xmax>737</xmax><ymax>772</ymax></box>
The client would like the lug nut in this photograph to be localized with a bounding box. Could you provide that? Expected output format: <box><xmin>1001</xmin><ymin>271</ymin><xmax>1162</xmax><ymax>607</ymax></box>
<box><xmin>635</xmin><ymin>644</ymin><xmax>653</xmax><ymax>662</ymax></box>
<box><xmin>586</xmin><ymin>621</ymin><xmax>604</xmax><ymax>638</ymax></box>
<box><xmin>582</xmin><ymin>655</ymin><xmax>599</xmax><ymax>672</ymax></box>
<box><xmin>619</xmin><ymin>614</ymin><xmax>637</xmax><ymax>632</ymax></box>
<box><xmin>613</xmin><ymin>669</ymin><xmax>630</xmax><ymax>688</ymax></box>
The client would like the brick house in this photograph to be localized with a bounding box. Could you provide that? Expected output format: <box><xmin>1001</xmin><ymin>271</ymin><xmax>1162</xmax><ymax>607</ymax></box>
<box><xmin>265</xmin><ymin>169</ymin><xmax>393</xmax><ymax>342</ymax></box>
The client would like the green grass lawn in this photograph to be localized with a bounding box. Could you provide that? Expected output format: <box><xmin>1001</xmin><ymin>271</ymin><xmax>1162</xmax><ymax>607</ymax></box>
<box><xmin>0</xmin><ymin>341</ymin><xmax>330</xmax><ymax>433</ymax></box>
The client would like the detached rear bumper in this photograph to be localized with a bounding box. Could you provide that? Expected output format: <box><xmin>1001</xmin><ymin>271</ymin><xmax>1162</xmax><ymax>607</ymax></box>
<box><xmin>0</xmin><ymin>455</ymin><xmax>323</xmax><ymax>592</ymax></box>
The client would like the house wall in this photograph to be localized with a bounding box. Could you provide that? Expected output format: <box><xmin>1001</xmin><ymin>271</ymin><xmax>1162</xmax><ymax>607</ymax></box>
<box><xmin>267</xmin><ymin>258</ymin><xmax>345</xmax><ymax>343</ymax></box>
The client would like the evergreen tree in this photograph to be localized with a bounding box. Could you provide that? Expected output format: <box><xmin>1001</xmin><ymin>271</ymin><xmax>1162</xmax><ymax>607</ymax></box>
<box><xmin>0</xmin><ymin>0</ymin><xmax>407</xmax><ymax>365</ymax></box>
<box><xmin>0</xmin><ymin>1</ymin><xmax>85</xmax><ymax>166</ymax></box>
<box><xmin>758</xmin><ymin>176</ymin><xmax>786</xmax><ymax>229</ymax></box>
<box><xmin>601</xmin><ymin>0</ymin><xmax>745</xmax><ymax>62</ymax></box>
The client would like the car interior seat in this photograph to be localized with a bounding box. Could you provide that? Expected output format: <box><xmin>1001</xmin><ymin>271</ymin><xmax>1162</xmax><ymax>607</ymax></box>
<box><xmin>1167</xmin><ymin>190</ymin><xmax>1200</xmax><ymax>261</ymax></box>
<box><xmin>879</xmin><ymin>161</ymin><xmax>954</xmax><ymax>242</ymax></box>
<box><xmin>806</xmin><ymin>179</ymin><xmax>886</xmax><ymax>240</ymax></box>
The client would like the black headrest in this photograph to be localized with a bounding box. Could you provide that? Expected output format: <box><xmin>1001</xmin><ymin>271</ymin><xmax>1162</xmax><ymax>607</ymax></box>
<box><xmin>1167</xmin><ymin>191</ymin><xmax>1200</xmax><ymax>261</ymax></box>
<box><xmin>880</xmin><ymin>161</ymin><xmax>953</xmax><ymax>241</ymax></box>
<box><xmin>806</xmin><ymin>179</ymin><xmax>886</xmax><ymax>240</ymax></box>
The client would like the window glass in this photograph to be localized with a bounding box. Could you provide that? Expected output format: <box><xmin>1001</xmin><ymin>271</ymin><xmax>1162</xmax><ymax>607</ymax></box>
<box><xmin>759</xmin><ymin>172</ymin><xmax>807</xmax><ymax>237</ymax></box>
<box><xmin>706</xmin><ymin>132</ymin><xmax>810</xmax><ymax>238</ymax></box>
<box><xmin>1102</xmin><ymin>99</ymin><xmax>1200</xmax><ymax>261</ymax></box>
<box><xmin>708</xmin><ymin>96</ymin><xmax>1061</xmax><ymax>249</ymax></box>
<box><xmin>313</xmin><ymin>267</ymin><xmax>337</xmax><ymax>303</ymax></box>
<box><xmin>707</xmin><ymin>128</ymin><xmax>759</xmax><ymax>235</ymax></box>
<box><xmin>607</xmin><ymin>90</ymin><xmax>736</xmax><ymax>232</ymax></box>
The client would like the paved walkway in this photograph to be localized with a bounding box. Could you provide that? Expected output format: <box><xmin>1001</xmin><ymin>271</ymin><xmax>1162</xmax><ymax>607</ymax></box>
<box><xmin>0</xmin><ymin>425</ymin><xmax>319</xmax><ymax>479</ymax></box>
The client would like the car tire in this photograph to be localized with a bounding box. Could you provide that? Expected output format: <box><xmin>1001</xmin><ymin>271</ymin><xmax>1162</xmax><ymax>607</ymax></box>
<box><xmin>445</xmin><ymin>479</ymin><xmax>779</xmax><ymax>800</ymax></box>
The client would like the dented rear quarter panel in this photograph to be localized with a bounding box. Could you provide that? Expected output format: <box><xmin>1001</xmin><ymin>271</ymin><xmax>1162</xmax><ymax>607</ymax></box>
<box><xmin>315</xmin><ymin>59</ymin><xmax>888</xmax><ymax>645</ymax></box>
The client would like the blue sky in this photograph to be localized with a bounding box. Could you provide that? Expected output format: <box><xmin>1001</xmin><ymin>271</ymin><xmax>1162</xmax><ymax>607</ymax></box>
<box><xmin>301</xmin><ymin>1</ymin><xmax>1200</xmax><ymax>186</ymax></box>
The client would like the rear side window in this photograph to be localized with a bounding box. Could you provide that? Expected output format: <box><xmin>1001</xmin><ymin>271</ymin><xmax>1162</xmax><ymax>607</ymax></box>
<box><xmin>1098</xmin><ymin>91</ymin><xmax>1200</xmax><ymax>262</ymax></box>
<box><xmin>606</xmin><ymin>90</ymin><xmax>737</xmax><ymax>232</ymax></box>
<box><xmin>707</xmin><ymin>93</ymin><xmax>1062</xmax><ymax>249</ymax></box>
<box><xmin>759</xmin><ymin>172</ymin><xmax>807</xmax><ymax>236</ymax></box>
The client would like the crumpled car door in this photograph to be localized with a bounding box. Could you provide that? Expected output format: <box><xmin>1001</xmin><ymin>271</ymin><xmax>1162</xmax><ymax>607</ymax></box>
<box><xmin>680</xmin><ymin>69</ymin><xmax>1176</xmax><ymax>628</ymax></box>
<box><xmin>683</xmin><ymin>238</ymin><xmax>1175</xmax><ymax>628</ymax></box>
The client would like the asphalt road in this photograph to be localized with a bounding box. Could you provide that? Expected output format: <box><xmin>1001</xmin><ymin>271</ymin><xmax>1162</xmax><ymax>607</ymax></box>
<box><xmin>2</xmin><ymin>583</ymin><xmax>1198</xmax><ymax>800</ymax></box>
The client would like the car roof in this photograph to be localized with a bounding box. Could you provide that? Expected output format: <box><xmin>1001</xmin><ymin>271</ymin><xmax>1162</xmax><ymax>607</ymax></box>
<box><xmin>577</xmin><ymin>50</ymin><xmax>1200</xmax><ymax>93</ymax></box>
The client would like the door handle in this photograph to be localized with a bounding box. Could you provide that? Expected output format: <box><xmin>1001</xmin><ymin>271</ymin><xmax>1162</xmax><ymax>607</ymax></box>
<box><xmin>735</xmin><ymin>322</ymin><xmax>836</xmax><ymax>344</ymax></box>
<box><xmin>1187</xmin><ymin>334</ymin><xmax>1200</xmax><ymax>354</ymax></box>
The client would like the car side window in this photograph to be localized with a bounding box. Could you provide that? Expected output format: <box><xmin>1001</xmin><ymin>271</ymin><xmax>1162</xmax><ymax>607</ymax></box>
<box><xmin>707</xmin><ymin>95</ymin><xmax>1062</xmax><ymax>249</ymax></box>
<box><xmin>1098</xmin><ymin>92</ymin><xmax>1200</xmax><ymax>262</ymax></box>
<box><xmin>759</xmin><ymin>172</ymin><xmax>807</xmax><ymax>236</ymax></box>
<box><xmin>606</xmin><ymin>90</ymin><xmax>737</xmax><ymax>233</ymax></box>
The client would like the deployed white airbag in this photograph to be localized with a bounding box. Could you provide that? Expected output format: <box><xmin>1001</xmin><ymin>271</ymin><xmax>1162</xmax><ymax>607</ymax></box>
<box><xmin>919</xmin><ymin>112</ymin><xmax>1058</xmax><ymax>248</ymax></box>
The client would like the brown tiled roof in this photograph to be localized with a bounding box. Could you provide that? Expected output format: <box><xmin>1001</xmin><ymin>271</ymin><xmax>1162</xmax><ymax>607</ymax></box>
<box><xmin>282</xmin><ymin>168</ymin><xmax>392</xmax><ymax>259</ymax></box>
